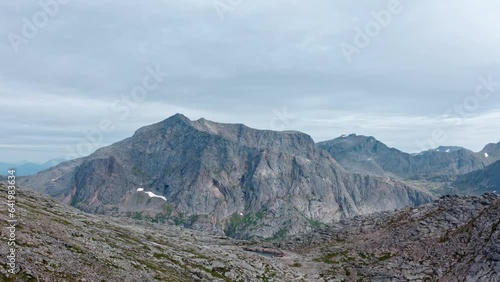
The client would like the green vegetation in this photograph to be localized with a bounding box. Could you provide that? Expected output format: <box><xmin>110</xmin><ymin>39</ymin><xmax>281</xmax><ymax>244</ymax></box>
<box><xmin>308</xmin><ymin>219</ymin><xmax>323</xmax><ymax>229</ymax></box>
<box><xmin>378</xmin><ymin>252</ymin><xmax>393</xmax><ymax>261</ymax></box>
<box><xmin>344</xmin><ymin>266</ymin><xmax>351</xmax><ymax>276</ymax></box>
<box><xmin>272</xmin><ymin>228</ymin><xmax>288</xmax><ymax>240</ymax></box>
<box><xmin>256</xmin><ymin>264</ymin><xmax>277</xmax><ymax>282</ymax></box>
<box><xmin>226</xmin><ymin>212</ymin><xmax>265</xmax><ymax>236</ymax></box>
<box><xmin>313</xmin><ymin>252</ymin><xmax>346</xmax><ymax>264</ymax></box>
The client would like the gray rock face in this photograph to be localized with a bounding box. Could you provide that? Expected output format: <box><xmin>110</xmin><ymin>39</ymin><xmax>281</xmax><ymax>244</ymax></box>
<box><xmin>482</xmin><ymin>142</ymin><xmax>500</xmax><ymax>159</ymax></box>
<box><xmin>318</xmin><ymin>134</ymin><xmax>499</xmax><ymax>193</ymax></box>
<box><xmin>452</xmin><ymin>160</ymin><xmax>500</xmax><ymax>195</ymax></box>
<box><xmin>20</xmin><ymin>114</ymin><xmax>433</xmax><ymax>238</ymax></box>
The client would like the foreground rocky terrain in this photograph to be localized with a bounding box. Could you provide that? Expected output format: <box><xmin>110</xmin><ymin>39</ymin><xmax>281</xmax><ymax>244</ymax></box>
<box><xmin>1</xmin><ymin>183</ymin><xmax>498</xmax><ymax>281</ymax></box>
<box><xmin>281</xmin><ymin>192</ymin><xmax>500</xmax><ymax>281</ymax></box>
<box><xmin>19</xmin><ymin>114</ymin><xmax>433</xmax><ymax>238</ymax></box>
<box><xmin>0</xmin><ymin>184</ymin><xmax>310</xmax><ymax>281</ymax></box>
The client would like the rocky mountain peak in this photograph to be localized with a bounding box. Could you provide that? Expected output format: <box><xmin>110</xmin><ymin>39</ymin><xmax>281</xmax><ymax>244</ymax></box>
<box><xmin>431</xmin><ymin>146</ymin><xmax>466</xmax><ymax>153</ymax></box>
<box><xmin>481</xmin><ymin>141</ymin><xmax>500</xmax><ymax>158</ymax></box>
<box><xmin>20</xmin><ymin>114</ymin><xmax>434</xmax><ymax>238</ymax></box>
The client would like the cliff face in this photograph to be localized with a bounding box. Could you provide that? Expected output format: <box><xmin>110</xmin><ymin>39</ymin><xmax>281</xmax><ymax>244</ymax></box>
<box><xmin>20</xmin><ymin>114</ymin><xmax>433</xmax><ymax>238</ymax></box>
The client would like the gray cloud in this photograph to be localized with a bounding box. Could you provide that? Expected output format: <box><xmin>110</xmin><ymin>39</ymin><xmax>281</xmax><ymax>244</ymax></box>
<box><xmin>1</xmin><ymin>0</ymin><xmax>499</xmax><ymax>162</ymax></box>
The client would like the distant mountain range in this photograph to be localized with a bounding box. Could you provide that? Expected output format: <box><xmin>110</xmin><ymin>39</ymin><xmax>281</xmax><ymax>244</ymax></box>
<box><xmin>0</xmin><ymin>159</ymin><xmax>65</xmax><ymax>176</ymax></box>
<box><xmin>20</xmin><ymin>114</ymin><xmax>433</xmax><ymax>239</ymax></box>
<box><xmin>317</xmin><ymin>134</ymin><xmax>499</xmax><ymax>194</ymax></box>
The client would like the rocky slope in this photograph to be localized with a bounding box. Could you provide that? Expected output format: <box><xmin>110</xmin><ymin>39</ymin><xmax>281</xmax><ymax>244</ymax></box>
<box><xmin>0</xmin><ymin>184</ymin><xmax>317</xmax><ymax>281</ymax></box>
<box><xmin>1</xmin><ymin>183</ymin><xmax>498</xmax><ymax>282</ymax></box>
<box><xmin>452</xmin><ymin>160</ymin><xmax>500</xmax><ymax>195</ymax></box>
<box><xmin>281</xmin><ymin>192</ymin><xmax>500</xmax><ymax>281</ymax></box>
<box><xmin>19</xmin><ymin>114</ymin><xmax>433</xmax><ymax>239</ymax></box>
<box><xmin>317</xmin><ymin>134</ymin><xmax>498</xmax><ymax>193</ymax></box>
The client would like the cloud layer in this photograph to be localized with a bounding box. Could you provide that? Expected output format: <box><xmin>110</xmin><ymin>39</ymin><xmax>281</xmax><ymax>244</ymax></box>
<box><xmin>1</xmin><ymin>0</ymin><xmax>500</xmax><ymax>162</ymax></box>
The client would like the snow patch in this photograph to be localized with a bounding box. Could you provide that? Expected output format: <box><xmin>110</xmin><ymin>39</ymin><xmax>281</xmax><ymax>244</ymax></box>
<box><xmin>341</xmin><ymin>134</ymin><xmax>347</xmax><ymax>138</ymax></box>
<box><xmin>239</xmin><ymin>212</ymin><xmax>244</xmax><ymax>216</ymax></box>
<box><xmin>446</xmin><ymin>149</ymin><xmax>450</xmax><ymax>153</ymax></box>
<box><xmin>144</xmin><ymin>192</ymin><xmax>167</xmax><ymax>201</ymax></box>
<box><xmin>367</xmin><ymin>158</ymin><xmax>372</xmax><ymax>161</ymax></box>
<box><xmin>136</xmin><ymin>188</ymin><xmax>166</xmax><ymax>201</ymax></box>
<box><xmin>485</xmin><ymin>153</ymin><xmax>489</xmax><ymax>158</ymax></box>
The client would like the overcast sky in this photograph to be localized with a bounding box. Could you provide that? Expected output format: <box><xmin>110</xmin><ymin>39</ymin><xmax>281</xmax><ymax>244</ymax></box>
<box><xmin>1</xmin><ymin>0</ymin><xmax>500</xmax><ymax>163</ymax></box>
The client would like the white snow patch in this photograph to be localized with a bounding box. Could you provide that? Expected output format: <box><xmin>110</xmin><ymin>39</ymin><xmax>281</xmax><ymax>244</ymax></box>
<box><xmin>485</xmin><ymin>153</ymin><xmax>489</xmax><ymax>158</ymax></box>
<box><xmin>144</xmin><ymin>191</ymin><xmax>167</xmax><ymax>201</ymax></box>
<box><xmin>239</xmin><ymin>212</ymin><xmax>244</xmax><ymax>216</ymax></box>
<box><xmin>446</xmin><ymin>149</ymin><xmax>450</xmax><ymax>153</ymax></box>
<box><xmin>493</xmin><ymin>190</ymin><xmax>497</xmax><ymax>193</ymax></box>
<box><xmin>341</xmin><ymin>134</ymin><xmax>347</xmax><ymax>138</ymax></box>
<box><xmin>137</xmin><ymin>188</ymin><xmax>144</xmax><ymax>192</ymax></box>
<box><xmin>367</xmin><ymin>158</ymin><xmax>372</xmax><ymax>161</ymax></box>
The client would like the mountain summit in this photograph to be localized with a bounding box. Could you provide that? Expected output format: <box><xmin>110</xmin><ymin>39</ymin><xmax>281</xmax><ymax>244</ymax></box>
<box><xmin>21</xmin><ymin>114</ymin><xmax>432</xmax><ymax>238</ymax></box>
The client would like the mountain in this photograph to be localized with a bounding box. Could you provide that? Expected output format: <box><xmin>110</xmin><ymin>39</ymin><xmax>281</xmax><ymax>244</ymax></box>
<box><xmin>316</xmin><ymin>134</ymin><xmax>415</xmax><ymax>178</ymax></box>
<box><xmin>0</xmin><ymin>158</ymin><xmax>65</xmax><ymax>176</ymax></box>
<box><xmin>481</xmin><ymin>142</ymin><xmax>500</xmax><ymax>159</ymax></box>
<box><xmin>452</xmin><ymin>160</ymin><xmax>500</xmax><ymax>195</ymax></box>
<box><xmin>317</xmin><ymin>134</ymin><xmax>498</xmax><ymax>192</ymax></box>
<box><xmin>2</xmin><ymin>183</ymin><xmax>498</xmax><ymax>281</ymax></box>
<box><xmin>20</xmin><ymin>114</ymin><xmax>433</xmax><ymax>239</ymax></box>
<box><xmin>428</xmin><ymin>146</ymin><xmax>466</xmax><ymax>153</ymax></box>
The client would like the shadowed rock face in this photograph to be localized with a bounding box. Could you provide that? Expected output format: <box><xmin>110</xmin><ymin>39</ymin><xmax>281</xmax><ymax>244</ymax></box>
<box><xmin>453</xmin><ymin>160</ymin><xmax>500</xmax><ymax>195</ymax></box>
<box><xmin>20</xmin><ymin>114</ymin><xmax>433</xmax><ymax>238</ymax></box>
